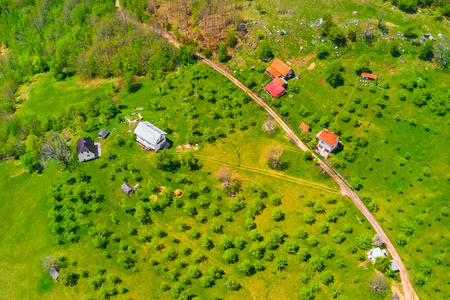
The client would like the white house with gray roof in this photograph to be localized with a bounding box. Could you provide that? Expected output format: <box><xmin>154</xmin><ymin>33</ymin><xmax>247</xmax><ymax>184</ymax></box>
<box><xmin>76</xmin><ymin>138</ymin><xmax>101</xmax><ymax>162</ymax></box>
<box><xmin>367</xmin><ymin>247</ymin><xmax>388</xmax><ymax>263</ymax></box>
<box><xmin>133</xmin><ymin>121</ymin><xmax>169</xmax><ymax>152</ymax></box>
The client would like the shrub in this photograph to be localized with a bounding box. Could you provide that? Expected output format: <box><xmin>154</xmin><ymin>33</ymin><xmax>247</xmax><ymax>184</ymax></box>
<box><xmin>293</xmin><ymin>226</ymin><xmax>308</xmax><ymax>239</ymax></box>
<box><xmin>217</xmin><ymin>43</ymin><xmax>228</xmax><ymax>62</ymax></box>
<box><xmin>309</xmin><ymin>256</ymin><xmax>325</xmax><ymax>272</ymax></box>
<box><xmin>284</xmin><ymin>240</ymin><xmax>299</xmax><ymax>254</ymax></box>
<box><xmin>222</xmin><ymin>249</ymin><xmax>239</xmax><ymax>264</ymax></box>
<box><xmin>320</xmin><ymin>271</ymin><xmax>334</xmax><ymax>285</ymax></box>
<box><xmin>275</xmin><ymin>256</ymin><xmax>288</xmax><ymax>270</ymax></box>
<box><xmin>318</xmin><ymin>222</ymin><xmax>330</xmax><ymax>234</ymax></box>
<box><xmin>303</xmin><ymin>212</ymin><xmax>316</xmax><ymax>225</ymax></box>
<box><xmin>238</xmin><ymin>260</ymin><xmax>255</xmax><ymax>276</ymax></box>
<box><xmin>271</xmin><ymin>208</ymin><xmax>284</xmax><ymax>221</ymax></box>
<box><xmin>297</xmin><ymin>248</ymin><xmax>311</xmax><ymax>262</ymax></box>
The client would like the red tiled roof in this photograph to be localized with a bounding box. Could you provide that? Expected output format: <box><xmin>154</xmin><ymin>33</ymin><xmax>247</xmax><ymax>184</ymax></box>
<box><xmin>299</xmin><ymin>122</ymin><xmax>310</xmax><ymax>132</ymax></box>
<box><xmin>266</xmin><ymin>66</ymin><xmax>282</xmax><ymax>78</ymax></box>
<box><xmin>265</xmin><ymin>80</ymin><xmax>285</xmax><ymax>98</ymax></box>
<box><xmin>270</xmin><ymin>58</ymin><xmax>292</xmax><ymax>77</ymax></box>
<box><xmin>318</xmin><ymin>129</ymin><xmax>339</xmax><ymax>146</ymax></box>
<box><xmin>361</xmin><ymin>72</ymin><xmax>377</xmax><ymax>80</ymax></box>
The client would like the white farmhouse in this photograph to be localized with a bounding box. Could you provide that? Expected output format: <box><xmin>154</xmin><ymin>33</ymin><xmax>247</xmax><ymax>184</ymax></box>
<box><xmin>76</xmin><ymin>138</ymin><xmax>101</xmax><ymax>162</ymax></box>
<box><xmin>316</xmin><ymin>128</ymin><xmax>340</xmax><ymax>154</ymax></box>
<box><xmin>367</xmin><ymin>247</ymin><xmax>388</xmax><ymax>263</ymax></box>
<box><xmin>134</xmin><ymin>121</ymin><xmax>169</xmax><ymax>152</ymax></box>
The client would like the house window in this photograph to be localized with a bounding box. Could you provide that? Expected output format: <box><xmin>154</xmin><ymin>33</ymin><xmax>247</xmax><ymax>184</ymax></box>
<box><xmin>87</xmin><ymin>154</ymin><xmax>90</xmax><ymax>157</ymax></box>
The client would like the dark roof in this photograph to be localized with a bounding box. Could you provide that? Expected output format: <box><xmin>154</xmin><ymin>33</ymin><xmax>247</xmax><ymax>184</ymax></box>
<box><xmin>49</xmin><ymin>266</ymin><xmax>59</xmax><ymax>281</ymax></box>
<box><xmin>121</xmin><ymin>183</ymin><xmax>134</xmax><ymax>194</ymax></box>
<box><xmin>98</xmin><ymin>128</ymin><xmax>110</xmax><ymax>139</ymax></box>
<box><xmin>76</xmin><ymin>138</ymin><xmax>98</xmax><ymax>156</ymax></box>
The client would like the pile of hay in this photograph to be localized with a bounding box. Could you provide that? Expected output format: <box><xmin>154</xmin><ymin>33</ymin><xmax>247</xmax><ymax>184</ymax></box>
<box><xmin>149</xmin><ymin>195</ymin><xmax>158</xmax><ymax>202</ymax></box>
<box><xmin>157</xmin><ymin>186</ymin><xmax>168</xmax><ymax>195</ymax></box>
<box><xmin>174</xmin><ymin>189</ymin><xmax>183</xmax><ymax>198</ymax></box>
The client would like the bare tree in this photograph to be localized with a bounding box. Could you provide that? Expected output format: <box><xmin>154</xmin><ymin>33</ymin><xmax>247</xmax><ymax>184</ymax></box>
<box><xmin>377</xmin><ymin>11</ymin><xmax>385</xmax><ymax>29</ymax></box>
<box><xmin>42</xmin><ymin>133</ymin><xmax>74</xmax><ymax>171</ymax></box>
<box><xmin>42</xmin><ymin>255</ymin><xmax>57</xmax><ymax>271</ymax></box>
<box><xmin>265</xmin><ymin>146</ymin><xmax>283</xmax><ymax>169</ymax></box>
<box><xmin>367</xmin><ymin>274</ymin><xmax>389</xmax><ymax>296</ymax></box>
<box><xmin>215</xmin><ymin>166</ymin><xmax>236</xmax><ymax>188</ymax></box>
<box><xmin>372</xmin><ymin>234</ymin><xmax>384</xmax><ymax>247</ymax></box>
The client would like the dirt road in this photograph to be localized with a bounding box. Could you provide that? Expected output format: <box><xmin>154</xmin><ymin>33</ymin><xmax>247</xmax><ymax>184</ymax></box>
<box><xmin>116</xmin><ymin>4</ymin><xmax>418</xmax><ymax>299</ymax></box>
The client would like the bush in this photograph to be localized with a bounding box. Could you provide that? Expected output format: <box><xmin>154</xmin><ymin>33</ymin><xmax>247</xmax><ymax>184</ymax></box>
<box><xmin>303</xmin><ymin>212</ymin><xmax>316</xmax><ymax>225</ymax></box>
<box><xmin>309</xmin><ymin>256</ymin><xmax>325</xmax><ymax>272</ymax></box>
<box><xmin>217</xmin><ymin>43</ymin><xmax>228</xmax><ymax>62</ymax></box>
<box><xmin>238</xmin><ymin>260</ymin><xmax>255</xmax><ymax>276</ymax></box>
<box><xmin>414</xmin><ymin>273</ymin><xmax>426</xmax><ymax>286</ymax></box>
<box><xmin>284</xmin><ymin>240</ymin><xmax>299</xmax><ymax>254</ymax></box>
<box><xmin>275</xmin><ymin>256</ymin><xmax>288</xmax><ymax>270</ymax></box>
<box><xmin>222</xmin><ymin>249</ymin><xmax>239</xmax><ymax>264</ymax></box>
<box><xmin>320</xmin><ymin>271</ymin><xmax>334</xmax><ymax>285</ymax></box>
<box><xmin>297</xmin><ymin>248</ymin><xmax>311</xmax><ymax>262</ymax></box>
<box><xmin>202</xmin><ymin>48</ymin><xmax>212</xmax><ymax>58</ymax></box>
<box><xmin>355</xmin><ymin>55</ymin><xmax>370</xmax><ymax>74</ymax></box>
<box><xmin>256</xmin><ymin>40</ymin><xmax>273</xmax><ymax>60</ymax></box>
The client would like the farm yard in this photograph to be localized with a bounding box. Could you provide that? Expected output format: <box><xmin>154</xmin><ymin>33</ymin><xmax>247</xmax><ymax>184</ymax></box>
<box><xmin>0</xmin><ymin>0</ymin><xmax>449</xmax><ymax>299</ymax></box>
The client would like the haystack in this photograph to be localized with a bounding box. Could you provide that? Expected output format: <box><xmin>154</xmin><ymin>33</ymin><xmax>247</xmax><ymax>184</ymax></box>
<box><xmin>149</xmin><ymin>195</ymin><xmax>158</xmax><ymax>202</ymax></box>
<box><xmin>157</xmin><ymin>186</ymin><xmax>168</xmax><ymax>195</ymax></box>
<box><xmin>174</xmin><ymin>189</ymin><xmax>183</xmax><ymax>198</ymax></box>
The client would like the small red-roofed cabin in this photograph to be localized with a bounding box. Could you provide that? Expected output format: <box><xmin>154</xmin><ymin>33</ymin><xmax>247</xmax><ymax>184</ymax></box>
<box><xmin>299</xmin><ymin>122</ymin><xmax>310</xmax><ymax>132</ymax></box>
<box><xmin>361</xmin><ymin>72</ymin><xmax>377</xmax><ymax>80</ymax></box>
<box><xmin>265</xmin><ymin>58</ymin><xmax>294</xmax><ymax>79</ymax></box>
<box><xmin>316</xmin><ymin>128</ymin><xmax>340</xmax><ymax>154</ymax></box>
<box><xmin>265</xmin><ymin>80</ymin><xmax>286</xmax><ymax>98</ymax></box>
<box><xmin>274</xmin><ymin>77</ymin><xmax>287</xmax><ymax>88</ymax></box>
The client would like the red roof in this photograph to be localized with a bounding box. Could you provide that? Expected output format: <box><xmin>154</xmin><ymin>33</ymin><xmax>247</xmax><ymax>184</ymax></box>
<box><xmin>274</xmin><ymin>77</ymin><xmax>287</xmax><ymax>87</ymax></box>
<box><xmin>299</xmin><ymin>122</ymin><xmax>310</xmax><ymax>132</ymax></box>
<box><xmin>318</xmin><ymin>129</ymin><xmax>340</xmax><ymax>146</ymax></box>
<box><xmin>361</xmin><ymin>72</ymin><xmax>377</xmax><ymax>80</ymax></box>
<box><xmin>265</xmin><ymin>80</ymin><xmax>285</xmax><ymax>98</ymax></box>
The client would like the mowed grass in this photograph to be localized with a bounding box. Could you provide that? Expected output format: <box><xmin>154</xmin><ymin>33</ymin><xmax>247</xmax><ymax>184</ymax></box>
<box><xmin>15</xmin><ymin>73</ymin><xmax>116</xmax><ymax>118</ymax></box>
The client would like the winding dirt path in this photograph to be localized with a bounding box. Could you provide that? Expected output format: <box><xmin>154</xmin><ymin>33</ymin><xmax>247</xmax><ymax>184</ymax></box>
<box><xmin>116</xmin><ymin>3</ymin><xmax>418</xmax><ymax>299</ymax></box>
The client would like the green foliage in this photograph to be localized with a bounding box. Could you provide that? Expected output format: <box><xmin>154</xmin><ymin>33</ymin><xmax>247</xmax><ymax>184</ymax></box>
<box><xmin>256</xmin><ymin>40</ymin><xmax>273</xmax><ymax>60</ymax></box>
<box><xmin>354</xmin><ymin>55</ymin><xmax>370</xmax><ymax>75</ymax></box>
<box><xmin>419</xmin><ymin>40</ymin><xmax>434</xmax><ymax>61</ymax></box>
<box><xmin>271</xmin><ymin>208</ymin><xmax>284</xmax><ymax>221</ymax></box>
<box><xmin>374</xmin><ymin>257</ymin><xmax>391</xmax><ymax>273</ymax></box>
<box><xmin>226</xmin><ymin>29</ymin><xmax>238</xmax><ymax>47</ymax></box>
<box><xmin>217</xmin><ymin>43</ymin><xmax>229</xmax><ymax>62</ymax></box>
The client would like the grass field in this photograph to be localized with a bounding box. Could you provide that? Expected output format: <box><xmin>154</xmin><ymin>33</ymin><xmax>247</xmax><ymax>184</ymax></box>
<box><xmin>0</xmin><ymin>62</ymin><xmax>402</xmax><ymax>299</ymax></box>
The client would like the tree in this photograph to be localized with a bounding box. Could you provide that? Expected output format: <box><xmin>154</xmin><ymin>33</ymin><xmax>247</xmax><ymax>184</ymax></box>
<box><xmin>397</xmin><ymin>0</ymin><xmax>418</xmax><ymax>12</ymax></box>
<box><xmin>414</xmin><ymin>273</ymin><xmax>426</xmax><ymax>286</ymax></box>
<box><xmin>320</xmin><ymin>271</ymin><xmax>334</xmax><ymax>285</ymax></box>
<box><xmin>309</xmin><ymin>256</ymin><xmax>325</xmax><ymax>272</ymax></box>
<box><xmin>271</xmin><ymin>208</ymin><xmax>284</xmax><ymax>221</ymax></box>
<box><xmin>355</xmin><ymin>55</ymin><xmax>370</xmax><ymax>74</ymax></box>
<box><xmin>222</xmin><ymin>249</ymin><xmax>238</xmax><ymax>264</ymax></box>
<box><xmin>372</xmin><ymin>234</ymin><xmax>384</xmax><ymax>246</ymax></box>
<box><xmin>265</xmin><ymin>146</ymin><xmax>284</xmax><ymax>170</ymax></box>
<box><xmin>215</xmin><ymin>166</ymin><xmax>237</xmax><ymax>189</ymax></box>
<box><xmin>297</xmin><ymin>248</ymin><xmax>310</xmax><ymax>262</ymax></box>
<box><xmin>238</xmin><ymin>260</ymin><xmax>255</xmax><ymax>276</ymax></box>
<box><xmin>375</xmin><ymin>257</ymin><xmax>391</xmax><ymax>273</ymax></box>
<box><xmin>217</xmin><ymin>43</ymin><xmax>228</xmax><ymax>62</ymax></box>
<box><xmin>303</xmin><ymin>212</ymin><xmax>316</xmax><ymax>225</ymax></box>
<box><xmin>318</xmin><ymin>221</ymin><xmax>330</xmax><ymax>234</ymax></box>
<box><xmin>226</xmin><ymin>29</ymin><xmax>238</xmax><ymax>47</ymax></box>
<box><xmin>42</xmin><ymin>133</ymin><xmax>74</xmax><ymax>171</ymax></box>
<box><xmin>202</xmin><ymin>48</ymin><xmax>212</xmax><ymax>58</ymax></box>
<box><xmin>418</xmin><ymin>40</ymin><xmax>434</xmax><ymax>61</ymax></box>
<box><xmin>256</xmin><ymin>40</ymin><xmax>273</xmax><ymax>60</ymax></box>
<box><xmin>316</xmin><ymin>44</ymin><xmax>329</xmax><ymax>59</ymax></box>
<box><xmin>21</xmin><ymin>153</ymin><xmax>39</xmax><ymax>173</ymax></box>
<box><xmin>389</xmin><ymin>41</ymin><xmax>400</xmax><ymax>57</ymax></box>
<box><xmin>25</xmin><ymin>134</ymin><xmax>42</xmax><ymax>158</ymax></box>
<box><xmin>275</xmin><ymin>256</ymin><xmax>287</xmax><ymax>270</ymax></box>
<box><xmin>284</xmin><ymin>240</ymin><xmax>299</xmax><ymax>254</ymax></box>
<box><xmin>356</xmin><ymin>234</ymin><xmax>372</xmax><ymax>250</ymax></box>
<box><xmin>434</xmin><ymin>43</ymin><xmax>450</xmax><ymax>68</ymax></box>
<box><xmin>367</xmin><ymin>274</ymin><xmax>389</xmax><ymax>296</ymax></box>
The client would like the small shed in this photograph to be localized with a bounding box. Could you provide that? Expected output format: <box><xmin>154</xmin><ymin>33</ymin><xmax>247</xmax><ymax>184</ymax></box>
<box><xmin>299</xmin><ymin>122</ymin><xmax>311</xmax><ymax>132</ymax></box>
<box><xmin>98</xmin><ymin>128</ymin><xmax>110</xmax><ymax>139</ymax></box>
<box><xmin>121</xmin><ymin>183</ymin><xmax>134</xmax><ymax>195</ymax></box>
<box><xmin>49</xmin><ymin>266</ymin><xmax>59</xmax><ymax>281</ymax></box>
<box><xmin>265</xmin><ymin>80</ymin><xmax>286</xmax><ymax>98</ymax></box>
<box><xmin>390</xmin><ymin>260</ymin><xmax>400</xmax><ymax>272</ymax></box>
<box><xmin>361</xmin><ymin>72</ymin><xmax>378</xmax><ymax>80</ymax></box>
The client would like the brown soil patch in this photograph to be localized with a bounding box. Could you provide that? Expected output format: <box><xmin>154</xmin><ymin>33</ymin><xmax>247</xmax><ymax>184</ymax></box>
<box><xmin>391</xmin><ymin>281</ymin><xmax>405</xmax><ymax>300</ymax></box>
<box><xmin>308</xmin><ymin>62</ymin><xmax>316</xmax><ymax>70</ymax></box>
<box><xmin>77</xmin><ymin>77</ymin><xmax>119</xmax><ymax>89</ymax></box>
<box><xmin>174</xmin><ymin>189</ymin><xmax>184</xmax><ymax>197</ymax></box>
<box><xmin>318</xmin><ymin>79</ymin><xmax>325</xmax><ymax>85</ymax></box>
<box><xmin>157</xmin><ymin>186</ymin><xmax>168</xmax><ymax>195</ymax></box>
<box><xmin>358</xmin><ymin>260</ymin><xmax>369</xmax><ymax>269</ymax></box>
<box><xmin>149</xmin><ymin>195</ymin><xmax>158</xmax><ymax>202</ymax></box>
<box><xmin>290</xmin><ymin>53</ymin><xmax>316</xmax><ymax>67</ymax></box>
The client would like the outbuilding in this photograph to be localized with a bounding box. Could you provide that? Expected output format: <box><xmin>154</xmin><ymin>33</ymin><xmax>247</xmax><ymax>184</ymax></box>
<box><xmin>49</xmin><ymin>266</ymin><xmax>59</xmax><ymax>281</ymax></box>
<box><xmin>390</xmin><ymin>260</ymin><xmax>400</xmax><ymax>272</ymax></box>
<box><xmin>76</xmin><ymin>138</ymin><xmax>101</xmax><ymax>162</ymax></box>
<box><xmin>316</xmin><ymin>129</ymin><xmax>340</xmax><ymax>154</ymax></box>
<box><xmin>361</xmin><ymin>72</ymin><xmax>377</xmax><ymax>80</ymax></box>
<box><xmin>98</xmin><ymin>128</ymin><xmax>110</xmax><ymax>139</ymax></box>
<box><xmin>121</xmin><ymin>183</ymin><xmax>134</xmax><ymax>195</ymax></box>
<box><xmin>299</xmin><ymin>122</ymin><xmax>311</xmax><ymax>132</ymax></box>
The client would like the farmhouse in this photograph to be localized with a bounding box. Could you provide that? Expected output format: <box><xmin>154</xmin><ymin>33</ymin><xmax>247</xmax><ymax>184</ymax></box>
<box><xmin>316</xmin><ymin>129</ymin><xmax>340</xmax><ymax>154</ymax></box>
<box><xmin>361</xmin><ymin>72</ymin><xmax>377</xmax><ymax>80</ymax></box>
<box><xmin>76</xmin><ymin>138</ymin><xmax>101</xmax><ymax>162</ymax></box>
<box><xmin>98</xmin><ymin>128</ymin><xmax>110</xmax><ymax>139</ymax></box>
<box><xmin>299</xmin><ymin>122</ymin><xmax>310</xmax><ymax>132</ymax></box>
<box><xmin>49</xmin><ymin>266</ymin><xmax>59</xmax><ymax>281</ymax></box>
<box><xmin>367</xmin><ymin>247</ymin><xmax>388</xmax><ymax>263</ymax></box>
<box><xmin>265</xmin><ymin>58</ymin><xmax>294</xmax><ymax>79</ymax></box>
<box><xmin>134</xmin><ymin>121</ymin><xmax>169</xmax><ymax>152</ymax></box>
<box><xmin>265</xmin><ymin>80</ymin><xmax>286</xmax><ymax>98</ymax></box>
<box><xmin>121</xmin><ymin>183</ymin><xmax>134</xmax><ymax>195</ymax></box>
